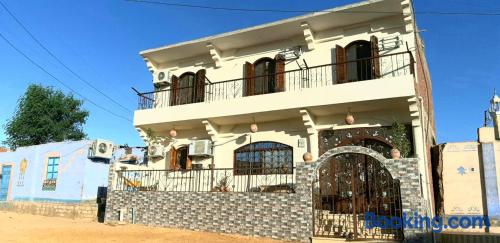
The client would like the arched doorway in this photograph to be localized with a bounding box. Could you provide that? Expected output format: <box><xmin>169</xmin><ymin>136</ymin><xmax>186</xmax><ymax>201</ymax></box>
<box><xmin>346</xmin><ymin>40</ymin><xmax>372</xmax><ymax>82</ymax></box>
<box><xmin>313</xmin><ymin>147</ymin><xmax>403</xmax><ymax>241</ymax></box>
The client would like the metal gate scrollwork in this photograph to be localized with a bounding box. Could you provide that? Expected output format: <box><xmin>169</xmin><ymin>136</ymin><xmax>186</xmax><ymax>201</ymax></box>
<box><xmin>313</xmin><ymin>152</ymin><xmax>403</xmax><ymax>241</ymax></box>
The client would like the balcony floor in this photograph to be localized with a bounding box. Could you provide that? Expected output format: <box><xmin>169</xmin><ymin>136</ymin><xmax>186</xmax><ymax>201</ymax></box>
<box><xmin>134</xmin><ymin>76</ymin><xmax>415</xmax><ymax>130</ymax></box>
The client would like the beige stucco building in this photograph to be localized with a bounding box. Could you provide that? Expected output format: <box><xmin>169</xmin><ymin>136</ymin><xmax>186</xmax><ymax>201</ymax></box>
<box><xmin>111</xmin><ymin>0</ymin><xmax>438</xmax><ymax>241</ymax></box>
<box><xmin>432</xmin><ymin>93</ymin><xmax>500</xmax><ymax>233</ymax></box>
<box><xmin>131</xmin><ymin>0</ymin><xmax>435</xmax><ymax>193</ymax></box>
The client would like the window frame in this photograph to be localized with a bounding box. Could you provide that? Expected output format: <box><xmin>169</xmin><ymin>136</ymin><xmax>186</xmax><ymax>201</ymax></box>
<box><xmin>176</xmin><ymin>72</ymin><xmax>196</xmax><ymax>105</ymax></box>
<box><xmin>345</xmin><ymin>40</ymin><xmax>373</xmax><ymax>82</ymax></box>
<box><xmin>46</xmin><ymin>157</ymin><xmax>59</xmax><ymax>180</ymax></box>
<box><xmin>170</xmin><ymin>146</ymin><xmax>192</xmax><ymax>170</ymax></box>
<box><xmin>233</xmin><ymin>141</ymin><xmax>293</xmax><ymax>175</ymax></box>
<box><xmin>253</xmin><ymin>57</ymin><xmax>276</xmax><ymax>95</ymax></box>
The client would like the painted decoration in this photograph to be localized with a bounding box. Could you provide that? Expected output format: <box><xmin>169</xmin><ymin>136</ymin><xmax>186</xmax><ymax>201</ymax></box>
<box><xmin>20</xmin><ymin>159</ymin><xmax>27</xmax><ymax>174</ymax></box>
<box><xmin>17</xmin><ymin>158</ymin><xmax>28</xmax><ymax>186</ymax></box>
<box><xmin>457</xmin><ymin>166</ymin><xmax>466</xmax><ymax>175</ymax></box>
<box><xmin>42</xmin><ymin>179</ymin><xmax>57</xmax><ymax>191</ymax></box>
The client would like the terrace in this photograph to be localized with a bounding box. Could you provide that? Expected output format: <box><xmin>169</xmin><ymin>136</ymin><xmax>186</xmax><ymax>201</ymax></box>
<box><xmin>114</xmin><ymin>167</ymin><xmax>296</xmax><ymax>193</ymax></box>
<box><xmin>136</xmin><ymin>51</ymin><xmax>414</xmax><ymax>110</ymax></box>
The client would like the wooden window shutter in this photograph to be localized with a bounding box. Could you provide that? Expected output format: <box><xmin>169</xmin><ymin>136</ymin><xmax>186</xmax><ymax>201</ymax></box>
<box><xmin>335</xmin><ymin>45</ymin><xmax>347</xmax><ymax>83</ymax></box>
<box><xmin>244</xmin><ymin>62</ymin><xmax>255</xmax><ymax>96</ymax></box>
<box><xmin>274</xmin><ymin>54</ymin><xmax>286</xmax><ymax>92</ymax></box>
<box><xmin>370</xmin><ymin>35</ymin><xmax>381</xmax><ymax>78</ymax></box>
<box><xmin>186</xmin><ymin>156</ymin><xmax>192</xmax><ymax>170</ymax></box>
<box><xmin>194</xmin><ymin>69</ymin><xmax>206</xmax><ymax>103</ymax></box>
<box><xmin>169</xmin><ymin>75</ymin><xmax>179</xmax><ymax>106</ymax></box>
<box><xmin>169</xmin><ymin>147</ymin><xmax>177</xmax><ymax>170</ymax></box>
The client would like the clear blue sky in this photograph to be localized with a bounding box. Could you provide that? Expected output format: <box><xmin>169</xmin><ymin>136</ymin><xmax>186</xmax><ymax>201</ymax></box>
<box><xmin>0</xmin><ymin>0</ymin><xmax>499</xmax><ymax>146</ymax></box>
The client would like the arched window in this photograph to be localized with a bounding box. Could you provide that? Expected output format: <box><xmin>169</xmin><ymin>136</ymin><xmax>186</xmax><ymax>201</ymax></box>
<box><xmin>244</xmin><ymin>55</ymin><xmax>285</xmax><ymax>96</ymax></box>
<box><xmin>169</xmin><ymin>70</ymin><xmax>206</xmax><ymax>106</ymax></box>
<box><xmin>177</xmin><ymin>72</ymin><xmax>195</xmax><ymax>105</ymax></box>
<box><xmin>335</xmin><ymin>36</ymin><xmax>380</xmax><ymax>83</ymax></box>
<box><xmin>254</xmin><ymin>58</ymin><xmax>276</xmax><ymax>95</ymax></box>
<box><xmin>234</xmin><ymin>141</ymin><xmax>293</xmax><ymax>175</ymax></box>
<box><xmin>169</xmin><ymin>146</ymin><xmax>191</xmax><ymax>170</ymax></box>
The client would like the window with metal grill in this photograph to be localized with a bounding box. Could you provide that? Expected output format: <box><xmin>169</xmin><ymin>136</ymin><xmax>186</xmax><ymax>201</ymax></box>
<box><xmin>234</xmin><ymin>141</ymin><xmax>293</xmax><ymax>175</ymax></box>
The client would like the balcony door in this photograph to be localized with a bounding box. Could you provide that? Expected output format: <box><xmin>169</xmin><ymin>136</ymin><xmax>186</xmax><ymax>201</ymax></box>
<box><xmin>244</xmin><ymin>55</ymin><xmax>285</xmax><ymax>96</ymax></box>
<box><xmin>177</xmin><ymin>73</ymin><xmax>195</xmax><ymax>105</ymax></box>
<box><xmin>346</xmin><ymin>41</ymin><xmax>372</xmax><ymax>82</ymax></box>
<box><xmin>169</xmin><ymin>69</ymin><xmax>206</xmax><ymax>106</ymax></box>
<box><xmin>254</xmin><ymin>58</ymin><xmax>276</xmax><ymax>95</ymax></box>
<box><xmin>336</xmin><ymin>36</ymin><xmax>380</xmax><ymax>84</ymax></box>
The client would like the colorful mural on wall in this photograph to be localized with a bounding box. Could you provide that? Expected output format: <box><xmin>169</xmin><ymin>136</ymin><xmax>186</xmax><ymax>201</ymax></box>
<box><xmin>17</xmin><ymin>158</ymin><xmax>27</xmax><ymax>187</ymax></box>
<box><xmin>0</xmin><ymin>140</ymin><xmax>145</xmax><ymax>202</ymax></box>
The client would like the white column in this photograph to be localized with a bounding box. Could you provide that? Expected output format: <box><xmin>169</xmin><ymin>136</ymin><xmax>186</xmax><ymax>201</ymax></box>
<box><xmin>409</xmin><ymin>97</ymin><xmax>434</xmax><ymax>216</ymax></box>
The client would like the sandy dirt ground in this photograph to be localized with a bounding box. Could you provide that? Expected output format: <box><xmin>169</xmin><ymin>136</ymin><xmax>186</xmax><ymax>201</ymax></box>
<box><xmin>0</xmin><ymin>211</ymin><xmax>286</xmax><ymax>243</ymax></box>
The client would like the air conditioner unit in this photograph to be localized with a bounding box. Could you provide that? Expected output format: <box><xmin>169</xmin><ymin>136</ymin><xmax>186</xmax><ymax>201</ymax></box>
<box><xmin>148</xmin><ymin>145</ymin><xmax>164</xmax><ymax>158</ymax></box>
<box><xmin>188</xmin><ymin>140</ymin><xmax>212</xmax><ymax>156</ymax></box>
<box><xmin>153</xmin><ymin>70</ymin><xmax>171</xmax><ymax>88</ymax></box>
<box><xmin>88</xmin><ymin>139</ymin><xmax>114</xmax><ymax>159</ymax></box>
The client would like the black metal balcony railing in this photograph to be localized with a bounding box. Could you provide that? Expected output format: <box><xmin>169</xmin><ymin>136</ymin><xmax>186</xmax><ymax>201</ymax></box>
<box><xmin>114</xmin><ymin>167</ymin><xmax>295</xmax><ymax>193</ymax></box>
<box><xmin>137</xmin><ymin>51</ymin><xmax>414</xmax><ymax>110</ymax></box>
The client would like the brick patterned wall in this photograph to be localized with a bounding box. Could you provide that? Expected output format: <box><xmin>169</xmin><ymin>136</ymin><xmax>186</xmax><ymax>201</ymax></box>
<box><xmin>0</xmin><ymin>201</ymin><xmax>98</xmax><ymax>220</ymax></box>
<box><xmin>414</xmin><ymin>35</ymin><xmax>436</xmax><ymax>139</ymax></box>
<box><xmin>105</xmin><ymin>146</ymin><xmax>431</xmax><ymax>242</ymax></box>
<box><xmin>414</xmin><ymin>35</ymin><xmax>437</xmax><ymax>215</ymax></box>
<box><xmin>105</xmin><ymin>163</ymin><xmax>315</xmax><ymax>242</ymax></box>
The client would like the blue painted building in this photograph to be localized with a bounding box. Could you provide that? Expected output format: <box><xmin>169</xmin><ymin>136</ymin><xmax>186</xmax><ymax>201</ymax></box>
<box><xmin>0</xmin><ymin>140</ymin><xmax>145</xmax><ymax>203</ymax></box>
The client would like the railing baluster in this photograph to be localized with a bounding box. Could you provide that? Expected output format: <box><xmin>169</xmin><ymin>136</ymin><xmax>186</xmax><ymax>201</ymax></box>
<box><xmin>114</xmin><ymin>167</ymin><xmax>296</xmax><ymax>193</ymax></box>
<box><xmin>136</xmin><ymin>52</ymin><xmax>410</xmax><ymax>110</ymax></box>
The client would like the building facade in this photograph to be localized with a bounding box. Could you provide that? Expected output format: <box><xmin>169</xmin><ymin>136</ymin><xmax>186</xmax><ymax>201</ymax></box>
<box><xmin>432</xmin><ymin>93</ymin><xmax>500</xmax><ymax>233</ymax></box>
<box><xmin>0</xmin><ymin>140</ymin><xmax>145</xmax><ymax>221</ymax></box>
<box><xmin>108</xmin><ymin>0</ymin><xmax>436</xmax><ymax>241</ymax></box>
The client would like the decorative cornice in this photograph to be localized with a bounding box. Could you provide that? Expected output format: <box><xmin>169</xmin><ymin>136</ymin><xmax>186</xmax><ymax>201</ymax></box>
<box><xmin>202</xmin><ymin>120</ymin><xmax>219</xmax><ymax>142</ymax></box>
<box><xmin>300</xmin><ymin>22</ymin><xmax>315</xmax><ymax>51</ymax></box>
<box><xmin>206</xmin><ymin>43</ymin><xmax>222</xmax><ymax>68</ymax></box>
<box><xmin>401</xmin><ymin>0</ymin><xmax>414</xmax><ymax>33</ymax></box>
<box><xmin>143</xmin><ymin>57</ymin><xmax>157</xmax><ymax>74</ymax></box>
<box><xmin>300</xmin><ymin>109</ymin><xmax>317</xmax><ymax>135</ymax></box>
<box><xmin>408</xmin><ymin>97</ymin><xmax>421</xmax><ymax>127</ymax></box>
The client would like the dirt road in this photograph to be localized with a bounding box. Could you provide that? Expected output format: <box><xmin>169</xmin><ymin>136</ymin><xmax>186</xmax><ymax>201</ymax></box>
<box><xmin>0</xmin><ymin>211</ymin><xmax>285</xmax><ymax>243</ymax></box>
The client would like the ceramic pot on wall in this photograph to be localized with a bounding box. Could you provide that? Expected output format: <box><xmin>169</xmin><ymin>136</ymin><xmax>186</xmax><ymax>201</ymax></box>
<box><xmin>391</xmin><ymin>148</ymin><xmax>401</xmax><ymax>159</ymax></box>
<box><xmin>303</xmin><ymin>152</ymin><xmax>313</xmax><ymax>163</ymax></box>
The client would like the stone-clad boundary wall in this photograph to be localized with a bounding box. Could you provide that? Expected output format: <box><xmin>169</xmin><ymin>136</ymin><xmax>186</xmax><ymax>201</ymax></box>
<box><xmin>105</xmin><ymin>146</ymin><xmax>430</xmax><ymax>242</ymax></box>
<box><xmin>105</xmin><ymin>164</ymin><xmax>315</xmax><ymax>242</ymax></box>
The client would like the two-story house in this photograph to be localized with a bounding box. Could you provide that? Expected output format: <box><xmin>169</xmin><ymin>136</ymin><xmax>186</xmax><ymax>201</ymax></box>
<box><xmin>114</xmin><ymin>0</ymin><xmax>436</xmax><ymax>241</ymax></box>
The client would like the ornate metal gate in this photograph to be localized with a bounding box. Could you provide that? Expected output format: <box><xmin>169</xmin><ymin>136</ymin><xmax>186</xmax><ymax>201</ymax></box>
<box><xmin>313</xmin><ymin>153</ymin><xmax>403</xmax><ymax>240</ymax></box>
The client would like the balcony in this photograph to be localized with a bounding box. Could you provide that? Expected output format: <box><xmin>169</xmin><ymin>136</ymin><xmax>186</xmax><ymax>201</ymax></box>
<box><xmin>137</xmin><ymin>51</ymin><xmax>414</xmax><ymax>110</ymax></box>
<box><xmin>134</xmin><ymin>51</ymin><xmax>416</xmax><ymax>127</ymax></box>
